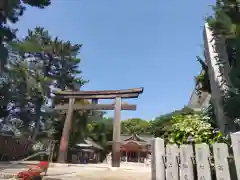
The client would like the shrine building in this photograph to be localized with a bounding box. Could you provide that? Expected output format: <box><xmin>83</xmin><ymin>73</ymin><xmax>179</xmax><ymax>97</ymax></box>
<box><xmin>108</xmin><ymin>134</ymin><xmax>153</xmax><ymax>163</ymax></box>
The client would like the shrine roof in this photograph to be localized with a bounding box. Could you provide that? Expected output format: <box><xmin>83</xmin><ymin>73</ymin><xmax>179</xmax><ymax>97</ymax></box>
<box><xmin>120</xmin><ymin>134</ymin><xmax>153</xmax><ymax>144</ymax></box>
<box><xmin>85</xmin><ymin>138</ymin><xmax>104</xmax><ymax>150</ymax></box>
<box><xmin>76</xmin><ymin>138</ymin><xmax>103</xmax><ymax>150</ymax></box>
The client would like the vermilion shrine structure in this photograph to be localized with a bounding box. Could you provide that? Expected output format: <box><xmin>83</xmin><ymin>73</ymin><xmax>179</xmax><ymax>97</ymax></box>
<box><xmin>108</xmin><ymin>134</ymin><xmax>152</xmax><ymax>163</ymax></box>
<box><xmin>53</xmin><ymin>88</ymin><xmax>143</xmax><ymax>167</ymax></box>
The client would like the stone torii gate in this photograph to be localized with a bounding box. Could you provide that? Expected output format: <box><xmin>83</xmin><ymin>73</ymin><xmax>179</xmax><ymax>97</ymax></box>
<box><xmin>53</xmin><ymin>88</ymin><xmax>143</xmax><ymax>167</ymax></box>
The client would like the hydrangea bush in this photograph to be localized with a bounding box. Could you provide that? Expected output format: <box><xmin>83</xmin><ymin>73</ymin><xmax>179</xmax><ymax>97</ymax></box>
<box><xmin>165</xmin><ymin>114</ymin><xmax>227</xmax><ymax>145</ymax></box>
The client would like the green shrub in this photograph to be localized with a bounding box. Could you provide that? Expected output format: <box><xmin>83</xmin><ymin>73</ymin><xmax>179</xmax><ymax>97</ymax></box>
<box><xmin>165</xmin><ymin>114</ymin><xmax>227</xmax><ymax>145</ymax></box>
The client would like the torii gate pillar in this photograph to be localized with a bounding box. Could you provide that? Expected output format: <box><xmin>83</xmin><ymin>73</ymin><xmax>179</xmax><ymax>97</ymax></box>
<box><xmin>112</xmin><ymin>97</ymin><xmax>121</xmax><ymax>167</ymax></box>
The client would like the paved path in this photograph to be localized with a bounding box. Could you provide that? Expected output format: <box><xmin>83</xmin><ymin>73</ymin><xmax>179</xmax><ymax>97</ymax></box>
<box><xmin>43</xmin><ymin>167</ymin><xmax>151</xmax><ymax>180</ymax></box>
<box><xmin>0</xmin><ymin>162</ymin><xmax>151</xmax><ymax>180</ymax></box>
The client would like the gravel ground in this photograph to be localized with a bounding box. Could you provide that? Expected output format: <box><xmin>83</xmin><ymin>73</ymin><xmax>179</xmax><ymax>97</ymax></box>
<box><xmin>75</xmin><ymin>169</ymin><xmax>151</xmax><ymax>180</ymax></box>
<box><xmin>42</xmin><ymin>167</ymin><xmax>151</xmax><ymax>180</ymax></box>
<box><xmin>0</xmin><ymin>163</ymin><xmax>151</xmax><ymax>180</ymax></box>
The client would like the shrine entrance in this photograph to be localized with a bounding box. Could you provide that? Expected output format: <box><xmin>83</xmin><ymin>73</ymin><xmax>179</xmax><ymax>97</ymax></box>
<box><xmin>127</xmin><ymin>151</ymin><xmax>139</xmax><ymax>162</ymax></box>
<box><xmin>121</xmin><ymin>142</ymin><xmax>141</xmax><ymax>162</ymax></box>
<box><xmin>54</xmin><ymin>88</ymin><xmax>143</xmax><ymax>167</ymax></box>
<box><xmin>108</xmin><ymin>134</ymin><xmax>153</xmax><ymax>163</ymax></box>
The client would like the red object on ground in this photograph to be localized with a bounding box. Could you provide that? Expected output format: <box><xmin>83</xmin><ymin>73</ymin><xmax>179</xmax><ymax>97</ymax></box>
<box><xmin>17</xmin><ymin>170</ymin><xmax>41</xmax><ymax>180</ymax></box>
<box><xmin>17</xmin><ymin>161</ymin><xmax>49</xmax><ymax>179</ymax></box>
<box><xmin>38</xmin><ymin>161</ymin><xmax>49</xmax><ymax>174</ymax></box>
<box><xmin>38</xmin><ymin>161</ymin><xmax>49</xmax><ymax>169</ymax></box>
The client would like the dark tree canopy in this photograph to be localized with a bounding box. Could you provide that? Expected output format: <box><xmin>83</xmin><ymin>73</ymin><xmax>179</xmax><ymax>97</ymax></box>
<box><xmin>0</xmin><ymin>0</ymin><xmax>51</xmax><ymax>42</ymax></box>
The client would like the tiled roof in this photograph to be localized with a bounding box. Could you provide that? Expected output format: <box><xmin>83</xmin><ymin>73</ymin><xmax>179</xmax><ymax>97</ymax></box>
<box><xmin>120</xmin><ymin>134</ymin><xmax>153</xmax><ymax>144</ymax></box>
<box><xmin>84</xmin><ymin>138</ymin><xmax>103</xmax><ymax>150</ymax></box>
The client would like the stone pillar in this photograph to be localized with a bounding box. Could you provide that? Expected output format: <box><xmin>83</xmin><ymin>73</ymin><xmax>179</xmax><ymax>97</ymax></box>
<box><xmin>126</xmin><ymin>150</ymin><xmax>128</xmax><ymax>162</ymax></box>
<box><xmin>97</xmin><ymin>153</ymin><xmax>99</xmax><ymax>162</ymax></box>
<box><xmin>120</xmin><ymin>150</ymin><xmax>122</xmax><ymax>161</ymax></box>
<box><xmin>152</xmin><ymin>138</ymin><xmax>165</xmax><ymax>180</ymax></box>
<box><xmin>138</xmin><ymin>151</ymin><xmax>140</xmax><ymax>162</ymax></box>
<box><xmin>203</xmin><ymin>23</ymin><xmax>238</xmax><ymax>134</ymax></box>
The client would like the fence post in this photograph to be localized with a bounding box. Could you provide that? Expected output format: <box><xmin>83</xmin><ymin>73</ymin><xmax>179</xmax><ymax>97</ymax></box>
<box><xmin>151</xmin><ymin>138</ymin><xmax>165</xmax><ymax>180</ymax></box>
<box><xmin>230</xmin><ymin>132</ymin><xmax>240</xmax><ymax>180</ymax></box>
<box><xmin>166</xmin><ymin>144</ymin><xmax>179</xmax><ymax>180</ymax></box>
<box><xmin>213</xmin><ymin>143</ymin><xmax>231</xmax><ymax>180</ymax></box>
<box><xmin>180</xmin><ymin>145</ymin><xmax>194</xmax><ymax>180</ymax></box>
<box><xmin>195</xmin><ymin>143</ymin><xmax>211</xmax><ymax>180</ymax></box>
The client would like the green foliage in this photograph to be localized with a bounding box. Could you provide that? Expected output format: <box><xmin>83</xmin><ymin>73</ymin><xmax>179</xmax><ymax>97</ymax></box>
<box><xmin>203</xmin><ymin>101</ymin><xmax>218</xmax><ymax>128</ymax></box>
<box><xmin>121</xmin><ymin>118</ymin><xmax>151</xmax><ymax>135</ymax></box>
<box><xmin>87</xmin><ymin>117</ymin><xmax>113</xmax><ymax>158</ymax></box>
<box><xmin>224</xmin><ymin>38</ymin><xmax>240</xmax><ymax>120</ymax></box>
<box><xmin>0</xmin><ymin>4</ymin><xmax>53</xmax><ymax>139</ymax></box>
<box><xmin>0</xmin><ymin>0</ymin><xmax>51</xmax><ymax>73</ymax></box>
<box><xmin>0</xmin><ymin>26</ymin><xmax>88</xmax><ymax>143</ymax></box>
<box><xmin>151</xmin><ymin>107</ymin><xmax>196</xmax><ymax>137</ymax></box>
<box><xmin>195</xmin><ymin>56</ymin><xmax>211</xmax><ymax>93</ymax></box>
<box><xmin>206</xmin><ymin>0</ymin><xmax>240</xmax><ymax>37</ymax></box>
<box><xmin>89</xmin><ymin>108</ymin><xmax>224</xmax><ymax>147</ymax></box>
<box><xmin>0</xmin><ymin>0</ymin><xmax>51</xmax><ymax>42</ymax></box>
<box><xmin>165</xmin><ymin>114</ymin><xmax>227</xmax><ymax>145</ymax></box>
<box><xmin>67</xmin><ymin>111</ymin><xmax>105</xmax><ymax>148</ymax></box>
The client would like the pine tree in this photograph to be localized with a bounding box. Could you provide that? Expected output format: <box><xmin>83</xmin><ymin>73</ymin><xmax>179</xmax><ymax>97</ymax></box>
<box><xmin>0</xmin><ymin>0</ymin><xmax>51</xmax><ymax>72</ymax></box>
<box><xmin>11</xmin><ymin>27</ymin><xmax>88</xmax><ymax>142</ymax></box>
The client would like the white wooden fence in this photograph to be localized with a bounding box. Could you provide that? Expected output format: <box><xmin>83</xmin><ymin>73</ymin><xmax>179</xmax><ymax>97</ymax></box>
<box><xmin>151</xmin><ymin>132</ymin><xmax>240</xmax><ymax>180</ymax></box>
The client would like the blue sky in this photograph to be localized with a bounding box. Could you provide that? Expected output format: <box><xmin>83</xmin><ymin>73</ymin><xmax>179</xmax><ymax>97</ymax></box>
<box><xmin>14</xmin><ymin>0</ymin><xmax>215</xmax><ymax>120</ymax></box>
